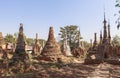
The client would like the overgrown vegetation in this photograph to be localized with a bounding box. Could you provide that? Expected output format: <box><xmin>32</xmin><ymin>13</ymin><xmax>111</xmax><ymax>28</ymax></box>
<box><xmin>4</xmin><ymin>33</ymin><xmax>46</xmax><ymax>46</ymax></box>
<box><xmin>112</xmin><ymin>35</ymin><xmax>120</xmax><ymax>46</ymax></box>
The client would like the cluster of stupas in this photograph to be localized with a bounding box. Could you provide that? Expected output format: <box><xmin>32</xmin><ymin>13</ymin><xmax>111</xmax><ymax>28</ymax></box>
<box><xmin>85</xmin><ymin>13</ymin><xmax>120</xmax><ymax>64</ymax></box>
<box><xmin>0</xmin><ymin>23</ymin><xmax>85</xmax><ymax>63</ymax></box>
<box><xmin>0</xmin><ymin>13</ymin><xmax>119</xmax><ymax>65</ymax></box>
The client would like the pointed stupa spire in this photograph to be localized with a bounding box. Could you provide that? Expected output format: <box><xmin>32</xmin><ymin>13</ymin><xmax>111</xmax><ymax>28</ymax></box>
<box><xmin>102</xmin><ymin>11</ymin><xmax>107</xmax><ymax>44</ymax></box>
<box><xmin>92</xmin><ymin>33</ymin><xmax>98</xmax><ymax>50</ymax></box>
<box><xmin>15</xmin><ymin>23</ymin><xmax>26</xmax><ymax>51</ymax></box>
<box><xmin>93</xmin><ymin>33</ymin><xmax>97</xmax><ymax>46</ymax></box>
<box><xmin>108</xmin><ymin>19</ymin><xmax>111</xmax><ymax>44</ymax></box>
<box><xmin>32</xmin><ymin>33</ymin><xmax>41</xmax><ymax>55</ymax></box>
<box><xmin>104</xmin><ymin>12</ymin><xmax>107</xmax><ymax>24</ymax></box>
<box><xmin>48</xmin><ymin>27</ymin><xmax>56</xmax><ymax>42</ymax></box>
<box><xmin>90</xmin><ymin>39</ymin><xmax>92</xmax><ymax>47</ymax></box>
<box><xmin>100</xmin><ymin>30</ymin><xmax>102</xmax><ymax>45</ymax></box>
<box><xmin>103</xmin><ymin>6</ymin><xmax>107</xmax><ymax>24</ymax></box>
<box><xmin>35</xmin><ymin>33</ymin><xmax>39</xmax><ymax>45</ymax></box>
<box><xmin>19</xmin><ymin>23</ymin><xmax>24</xmax><ymax>35</ymax></box>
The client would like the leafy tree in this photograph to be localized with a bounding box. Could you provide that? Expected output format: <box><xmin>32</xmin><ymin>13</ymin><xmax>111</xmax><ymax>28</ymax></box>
<box><xmin>115</xmin><ymin>0</ymin><xmax>120</xmax><ymax>7</ymax></box>
<box><xmin>26</xmin><ymin>38</ymin><xmax>46</xmax><ymax>46</ymax></box>
<box><xmin>115</xmin><ymin>0</ymin><xmax>120</xmax><ymax>29</ymax></box>
<box><xmin>4</xmin><ymin>33</ymin><xmax>46</xmax><ymax>46</ymax></box>
<box><xmin>38</xmin><ymin>39</ymin><xmax>46</xmax><ymax>45</ymax></box>
<box><xmin>112</xmin><ymin>35</ymin><xmax>120</xmax><ymax>46</ymax></box>
<box><xmin>4</xmin><ymin>34</ymin><xmax>15</xmax><ymax>43</ymax></box>
<box><xmin>59</xmin><ymin>25</ymin><xmax>80</xmax><ymax>50</ymax></box>
<box><xmin>26</xmin><ymin>38</ymin><xmax>34</xmax><ymax>46</ymax></box>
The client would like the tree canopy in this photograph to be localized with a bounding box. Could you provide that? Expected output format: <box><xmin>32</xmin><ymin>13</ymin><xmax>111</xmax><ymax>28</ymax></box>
<box><xmin>112</xmin><ymin>35</ymin><xmax>120</xmax><ymax>46</ymax></box>
<box><xmin>4</xmin><ymin>33</ymin><xmax>46</xmax><ymax>46</ymax></box>
<box><xmin>115</xmin><ymin>0</ymin><xmax>120</xmax><ymax>29</ymax></box>
<box><xmin>59</xmin><ymin>25</ymin><xmax>82</xmax><ymax>50</ymax></box>
<box><xmin>4</xmin><ymin>34</ymin><xmax>15</xmax><ymax>43</ymax></box>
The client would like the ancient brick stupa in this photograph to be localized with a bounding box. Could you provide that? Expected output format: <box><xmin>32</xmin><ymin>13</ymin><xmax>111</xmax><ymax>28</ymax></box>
<box><xmin>32</xmin><ymin>33</ymin><xmax>42</xmax><ymax>56</ymax></box>
<box><xmin>41</xmin><ymin>27</ymin><xmax>62</xmax><ymax>61</ymax></box>
<box><xmin>72</xmin><ymin>28</ymin><xmax>86</xmax><ymax>57</ymax></box>
<box><xmin>84</xmin><ymin>33</ymin><xmax>100</xmax><ymax>64</ymax></box>
<box><xmin>15</xmin><ymin>23</ymin><xmax>26</xmax><ymax>52</ymax></box>
<box><xmin>11</xmin><ymin>23</ymin><xmax>29</xmax><ymax>64</ymax></box>
<box><xmin>84</xmin><ymin>13</ymin><xmax>117</xmax><ymax>64</ymax></box>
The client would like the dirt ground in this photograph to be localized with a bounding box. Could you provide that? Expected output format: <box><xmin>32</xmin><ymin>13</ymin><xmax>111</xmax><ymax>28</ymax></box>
<box><xmin>3</xmin><ymin>62</ymin><xmax>120</xmax><ymax>78</ymax></box>
<box><xmin>0</xmin><ymin>55</ymin><xmax>120</xmax><ymax>78</ymax></box>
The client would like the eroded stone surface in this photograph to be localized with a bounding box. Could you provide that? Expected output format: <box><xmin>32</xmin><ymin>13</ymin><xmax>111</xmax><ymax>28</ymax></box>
<box><xmin>11</xmin><ymin>23</ymin><xmax>29</xmax><ymax>64</ymax></box>
<box><xmin>72</xmin><ymin>29</ymin><xmax>86</xmax><ymax>57</ymax></box>
<box><xmin>32</xmin><ymin>33</ymin><xmax>42</xmax><ymax>56</ymax></box>
<box><xmin>85</xmin><ymin>14</ymin><xmax>119</xmax><ymax>64</ymax></box>
<box><xmin>40</xmin><ymin>27</ymin><xmax>63</xmax><ymax>61</ymax></box>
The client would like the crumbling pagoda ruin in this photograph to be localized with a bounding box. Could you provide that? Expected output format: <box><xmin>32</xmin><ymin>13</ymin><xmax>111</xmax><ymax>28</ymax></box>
<box><xmin>15</xmin><ymin>23</ymin><xmax>26</xmax><ymax>52</ymax></box>
<box><xmin>40</xmin><ymin>27</ymin><xmax>63</xmax><ymax>61</ymax></box>
<box><xmin>72</xmin><ymin>28</ymin><xmax>86</xmax><ymax>57</ymax></box>
<box><xmin>85</xmin><ymin>13</ymin><xmax>120</xmax><ymax>64</ymax></box>
<box><xmin>32</xmin><ymin>33</ymin><xmax>42</xmax><ymax>56</ymax></box>
<box><xmin>11</xmin><ymin>23</ymin><xmax>29</xmax><ymax>64</ymax></box>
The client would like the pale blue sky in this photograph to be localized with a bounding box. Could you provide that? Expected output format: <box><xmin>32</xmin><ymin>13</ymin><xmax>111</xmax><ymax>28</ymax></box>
<box><xmin>0</xmin><ymin>0</ymin><xmax>119</xmax><ymax>42</ymax></box>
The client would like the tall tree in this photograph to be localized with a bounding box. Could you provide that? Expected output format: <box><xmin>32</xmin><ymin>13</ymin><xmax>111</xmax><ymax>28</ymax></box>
<box><xmin>115</xmin><ymin>0</ymin><xmax>120</xmax><ymax>29</ymax></box>
<box><xmin>59</xmin><ymin>25</ymin><xmax>80</xmax><ymax>50</ymax></box>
